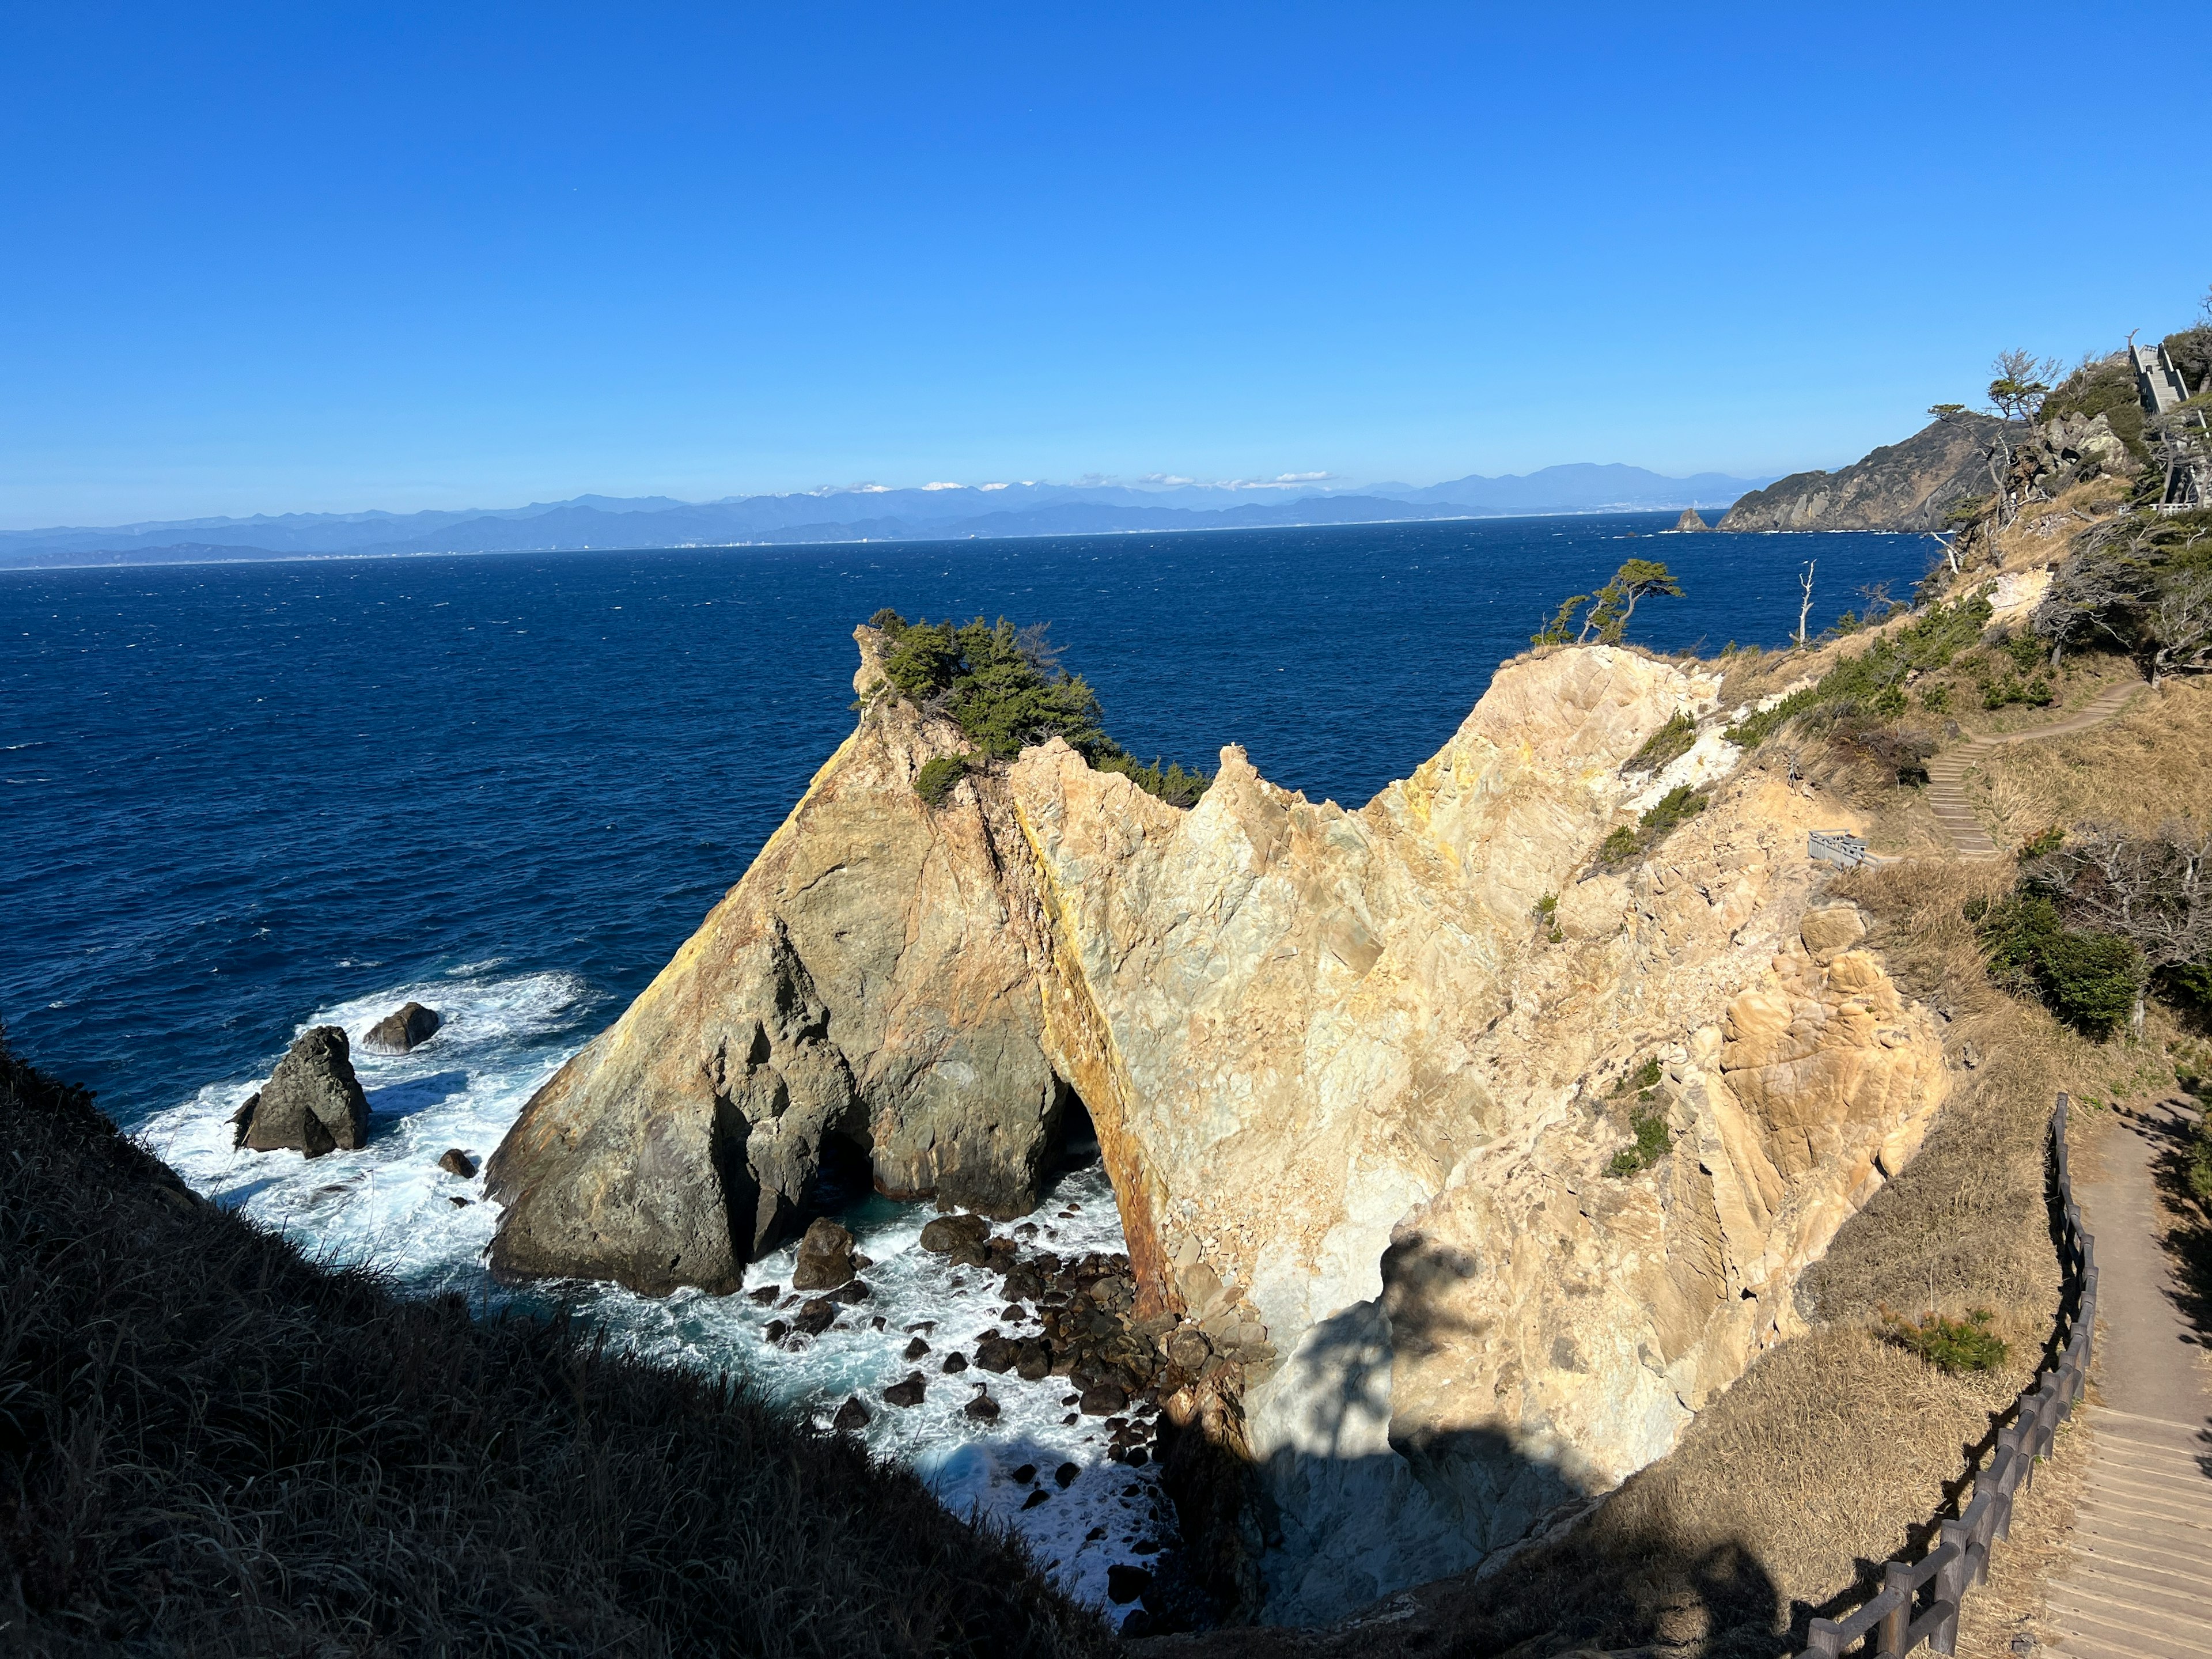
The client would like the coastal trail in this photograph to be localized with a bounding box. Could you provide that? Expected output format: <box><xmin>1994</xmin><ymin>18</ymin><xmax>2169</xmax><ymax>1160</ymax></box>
<box><xmin>1921</xmin><ymin>679</ymin><xmax>2146</xmax><ymax>860</ymax></box>
<box><xmin>2046</xmin><ymin>1100</ymin><xmax>2212</xmax><ymax>1659</ymax></box>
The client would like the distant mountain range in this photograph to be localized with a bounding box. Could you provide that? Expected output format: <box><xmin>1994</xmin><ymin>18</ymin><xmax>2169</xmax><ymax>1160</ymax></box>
<box><xmin>0</xmin><ymin>465</ymin><xmax>1773</xmax><ymax>569</ymax></box>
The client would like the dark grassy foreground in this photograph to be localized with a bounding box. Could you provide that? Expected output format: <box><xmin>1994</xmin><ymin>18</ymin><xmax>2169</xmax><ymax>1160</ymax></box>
<box><xmin>0</xmin><ymin>1031</ymin><xmax>1108</xmax><ymax>1657</ymax></box>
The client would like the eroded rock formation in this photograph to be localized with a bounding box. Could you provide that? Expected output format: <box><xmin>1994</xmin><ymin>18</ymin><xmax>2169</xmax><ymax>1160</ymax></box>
<box><xmin>486</xmin><ymin>631</ymin><xmax>1951</xmax><ymax>1621</ymax></box>
<box><xmin>485</xmin><ymin>630</ymin><xmax>1069</xmax><ymax>1294</ymax></box>
<box><xmin>231</xmin><ymin>1025</ymin><xmax>371</xmax><ymax>1157</ymax></box>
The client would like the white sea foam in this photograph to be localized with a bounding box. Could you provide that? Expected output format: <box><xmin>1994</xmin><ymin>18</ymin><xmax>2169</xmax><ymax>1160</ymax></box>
<box><xmin>142</xmin><ymin>968</ymin><xmax>1172</xmax><ymax>1626</ymax></box>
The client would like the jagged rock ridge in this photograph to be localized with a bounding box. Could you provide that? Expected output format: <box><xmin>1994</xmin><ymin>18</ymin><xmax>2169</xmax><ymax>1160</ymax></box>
<box><xmin>486</xmin><ymin>632</ymin><xmax>1951</xmax><ymax>1622</ymax></box>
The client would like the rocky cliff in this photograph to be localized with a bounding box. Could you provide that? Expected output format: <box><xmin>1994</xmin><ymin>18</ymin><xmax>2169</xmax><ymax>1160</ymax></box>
<box><xmin>486</xmin><ymin>629</ymin><xmax>1071</xmax><ymax>1294</ymax></box>
<box><xmin>487</xmin><ymin>632</ymin><xmax>1950</xmax><ymax>1622</ymax></box>
<box><xmin>1719</xmin><ymin>414</ymin><xmax>2018</xmax><ymax>532</ymax></box>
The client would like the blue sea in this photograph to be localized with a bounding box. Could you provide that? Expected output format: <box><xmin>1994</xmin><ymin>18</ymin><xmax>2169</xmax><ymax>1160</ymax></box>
<box><xmin>0</xmin><ymin>512</ymin><xmax>1934</xmax><ymax>1615</ymax></box>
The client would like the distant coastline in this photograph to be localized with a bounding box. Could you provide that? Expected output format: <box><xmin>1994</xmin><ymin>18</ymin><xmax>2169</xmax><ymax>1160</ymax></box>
<box><xmin>0</xmin><ymin>502</ymin><xmax>1779</xmax><ymax>574</ymax></box>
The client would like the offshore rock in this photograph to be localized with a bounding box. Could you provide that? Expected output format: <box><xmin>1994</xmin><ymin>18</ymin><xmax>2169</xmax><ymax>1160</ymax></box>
<box><xmin>362</xmin><ymin>1001</ymin><xmax>440</xmax><ymax>1054</ymax></box>
<box><xmin>1671</xmin><ymin>508</ymin><xmax>1710</xmax><ymax>532</ymax></box>
<box><xmin>231</xmin><ymin>1026</ymin><xmax>370</xmax><ymax>1158</ymax></box>
<box><xmin>485</xmin><ymin>627</ymin><xmax>1067</xmax><ymax>1294</ymax></box>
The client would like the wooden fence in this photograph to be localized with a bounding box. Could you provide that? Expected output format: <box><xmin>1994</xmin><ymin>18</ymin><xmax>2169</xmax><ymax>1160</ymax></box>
<box><xmin>1797</xmin><ymin>1094</ymin><xmax>2096</xmax><ymax>1659</ymax></box>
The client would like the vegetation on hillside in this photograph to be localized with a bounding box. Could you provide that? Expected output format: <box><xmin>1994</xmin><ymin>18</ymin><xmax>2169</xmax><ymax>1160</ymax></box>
<box><xmin>1533</xmin><ymin>559</ymin><xmax>1684</xmax><ymax>647</ymax></box>
<box><xmin>1622</xmin><ymin>710</ymin><xmax>1696</xmax><ymax>775</ymax></box>
<box><xmin>2033</xmin><ymin>508</ymin><xmax>2212</xmax><ymax>684</ymax></box>
<box><xmin>1597</xmin><ymin>783</ymin><xmax>1706</xmax><ymax>868</ymax></box>
<box><xmin>869</xmin><ymin>610</ymin><xmax>1210</xmax><ymax>808</ymax></box>
<box><xmin>0</xmin><ymin>1026</ymin><xmax>1104</xmax><ymax>1658</ymax></box>
<box><xmin>1880</xmin><ymin>1307</ymin><xmax>2008</xmax><ymax>1375</ymax></box>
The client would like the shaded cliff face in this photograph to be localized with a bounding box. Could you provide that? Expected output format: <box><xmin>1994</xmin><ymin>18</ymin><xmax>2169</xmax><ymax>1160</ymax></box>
<box><xmin>487</xmin><ymin>637</ymin><xmax>1950</xmax><ymax>1624</ymax></box>
<box><xmin>1719</xmin><ymin>414</ymin><xmax>2017</xmax><ymax>531</ymax></box>
<box><xmin>485</xmin><ymin>628</ymin><xmax>1066</xmax><ymax>1295</ymax></box>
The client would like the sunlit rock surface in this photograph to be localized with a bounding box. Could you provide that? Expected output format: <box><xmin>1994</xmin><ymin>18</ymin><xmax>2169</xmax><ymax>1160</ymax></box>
<box><xmin>489</xmin><ymin>636</ymin><xmax>1950</xmax><ymax>1621</ymax></box>
<box><xmin>486</xmin><ymin>630</ymin><xmax>1067</xmax><ymax>1294</ymax></box>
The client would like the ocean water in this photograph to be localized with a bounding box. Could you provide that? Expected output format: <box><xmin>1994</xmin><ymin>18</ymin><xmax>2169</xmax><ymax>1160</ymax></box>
<box><xmin>0</xmin><ymin>513</ymin><xmax>1937</xmax><ymax>1618</ymax></box>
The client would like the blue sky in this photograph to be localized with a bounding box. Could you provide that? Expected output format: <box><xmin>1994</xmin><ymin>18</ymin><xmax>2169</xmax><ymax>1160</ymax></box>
<box><xmin>3</xmin><ymin>2</ymin><xmax>2207</xmax><ymax>529</ymax></box>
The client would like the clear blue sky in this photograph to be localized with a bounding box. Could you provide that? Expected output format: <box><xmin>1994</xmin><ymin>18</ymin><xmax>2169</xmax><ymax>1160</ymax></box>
<box><xmin>3</xmin><ymin>1</ymin><xmax>2207</xmax><ymax>529</ymax></box>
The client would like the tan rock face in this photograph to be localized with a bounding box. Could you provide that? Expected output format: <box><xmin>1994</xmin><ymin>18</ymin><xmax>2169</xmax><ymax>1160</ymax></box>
<box><xmin>484</xmin><ymin>629</ymin><xmax>1069</xmax><ymax>1295</ymax></box>
<box><xmin>486</xmin><ymin>638</ymin><xmax>1950</xmax><ymax>1622</ymax></box>
<box><xmin>1005</xmin><ymin>649</ymin><xmax>1947</xmax><ymax>1618</ymax></box>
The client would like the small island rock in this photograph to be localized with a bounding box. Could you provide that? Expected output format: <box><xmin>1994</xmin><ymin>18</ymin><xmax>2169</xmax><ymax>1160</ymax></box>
<box><xmin>438</xmin><ymin>1148</ymin><xmax>478</xmax><ymax>1179</ymax></box>
<box><xmin>362</xmin><ymin>1001</ymin><xmax>441</xmax><ymax>1055</ymax></box>
<box><xmin>230</xmin><ymin>1027</ymin><xmax>370</xmax><ymax>1158</ymax></box>
<box><xmin>1672</xmin><ymin>508</ymin><xmax>1711</xmax><ymax>532</ymax></box>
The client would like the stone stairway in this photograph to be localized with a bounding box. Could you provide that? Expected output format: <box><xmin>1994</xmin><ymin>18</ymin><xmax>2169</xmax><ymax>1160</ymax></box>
<box><xmin>1921</xmin><ymin>680</ymin><xmax>2146</xmax><ymax>860</ymax></box>
<box><xmin>2045</xmin><ymin>1103</ymin><xmax>2212</xmax><ymax>1659</ymax></box>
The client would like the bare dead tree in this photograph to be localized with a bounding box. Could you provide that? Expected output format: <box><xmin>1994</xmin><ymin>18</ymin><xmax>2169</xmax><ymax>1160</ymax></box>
<box><xmin>1795</xmin><ymin>560</ymin><xmax>1816</xmax><ymax>648</ymax></box>
<box><xmin>1987</xmin><ymin>349</ymin><xmax>2061</xmax><ymax>421</ymax></box>
<box><xmin>2145</xmin><ymin>570</ymin><xmax>2212</xmax><ymax>685</ymax></box>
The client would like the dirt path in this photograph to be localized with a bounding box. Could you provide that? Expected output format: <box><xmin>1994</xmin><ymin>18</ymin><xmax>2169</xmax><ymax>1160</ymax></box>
<box><xmin>1921</xmin><ymin>680</ymin><xmax>2145</xmax><ymax>859</ymax></box>
<box><xmin>2045</xmin><ymin>1102</ymin><xmax>2212</xmax><ymax>1659</ymax></box>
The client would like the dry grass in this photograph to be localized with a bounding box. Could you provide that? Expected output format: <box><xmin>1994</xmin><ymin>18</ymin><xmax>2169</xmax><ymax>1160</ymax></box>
<box><xmin>1980</xmin><ymin>479</ymin><xmax>2132</xmax><ymax>577</ymax></box>
<box><xmin>0</xmin><ymin>1033</ymin><xmax>1107</xmax><ymax>1658</ymax></box>
<box><xmin>1969</xmin><ymin>676</ymin><xmax>2212</xmax><ymax>846</ymax></box>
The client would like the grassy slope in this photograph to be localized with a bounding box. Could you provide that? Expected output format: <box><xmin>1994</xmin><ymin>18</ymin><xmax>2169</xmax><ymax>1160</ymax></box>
<box><xmin>0</xmin><ymin>1033</ymin><xmax>1107</xmax><ymax>1658</ymax></box>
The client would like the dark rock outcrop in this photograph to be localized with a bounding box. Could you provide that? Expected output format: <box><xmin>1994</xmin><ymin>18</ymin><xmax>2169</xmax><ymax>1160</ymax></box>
<box><xmin>362</xmin><ymin>1001</ymin><xmax>441</xmax><ymax>1054</ymax></box>
<box><xmin>789</xmin><ymin>1218</ymin><xmax>856</xmax><ymax>1290</ymax></box>
<box><xmin>1718</xmin><ymin>414</ymin><xmax>2019</xmax><ymax>531</ymax></box>
<box><xmin>919</xmin><ymin>1213</ymin><xmax>991</xmax><ymax>1255</ymax></box>
<box><xmin>438</xmin><ymin>1148</ymin><xmax>477</xmax><ymax>1179</ymax></box>
<box><xmin>230</xmin><ymin>1027</ymin><xmax>370</xmax><ymax>1158</ymax></box>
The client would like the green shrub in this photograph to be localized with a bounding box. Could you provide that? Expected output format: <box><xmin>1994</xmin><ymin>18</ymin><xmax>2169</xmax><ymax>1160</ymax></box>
<box><xmin>1608</xmin><ymin>1107</ymin><xmax>1673</xmax><ymax>1177</ymax></box>
<box><xmin>1919</xmin><ymin>683</ymin><xmax>1952</xmax><ymax>714</ymax></box>
<box><xmin>1597</xmin><ymin>787</ymin><xmax>1707</xmax><ymax>870</ymax></box>
<box><xmin>913</xmin><ymin>755</ymin><xmax>973</xmax><ymax>806</ymax></box>
<box><xmin>1884</xmin><ymin>1308</ymin><xmax>2008</xmax><ymax>1373</ymax></box>
<box><xmin>871</xmin><ymin>611</ymin><xmax>1209</xmax><ymax>806</ymax></box>
<box><xmin>1535</xmin><ymin>892</ymin><xmax>1563</xmax><ymax>944</ymax></box>
<box><xmin>1640</xmin><ymin>784</ymin><xmax>1706</xmax><ymax>840</ymax></box>
<box><xmin>1094</xmin><ymin>752</ymin><xmax>1210</xmax><ymax>809</ymax></box>
<box><xmin>1970</xmin><ymin>892</ymin><xmax>2144</xmax><ymax>1037</ymax></box>
<box><xmin>1979</xmin><ymin>670</ymin><xmax>2054</xmax><ymax>710</ymax></box>
<box><xmin>1624</xmin><ymin>711</ymin><xmax>1697</xmax><ymax>775</ymax></box>
<box><xmin>1726</xmin><ymin>686</ymin><xmax>1822</xmax><ymax>748</ymax></box>
<box><xmin>1618</xmin><ymin>1056</ymin><xmax>1664</xmax><ymax>1096</ymax></box>
<box><xmin>1600</xmin><ymin>825</ymin><xmax>1642</xmax><ymax>865</ymax></box>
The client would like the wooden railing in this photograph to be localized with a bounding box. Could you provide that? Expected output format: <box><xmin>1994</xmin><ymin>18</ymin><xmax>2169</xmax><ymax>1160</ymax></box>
<box><xmin>1796</xmin><ymin>1094</ymin><xmax>2096</xmax><ymax>1658</ymax></box>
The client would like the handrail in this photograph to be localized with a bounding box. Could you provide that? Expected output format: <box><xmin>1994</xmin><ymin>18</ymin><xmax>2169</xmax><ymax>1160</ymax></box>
<box><xmin>1795</xmin><ymin>1094</ymin><xmax>2095</xmax><ymax>1658</ymax></box>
